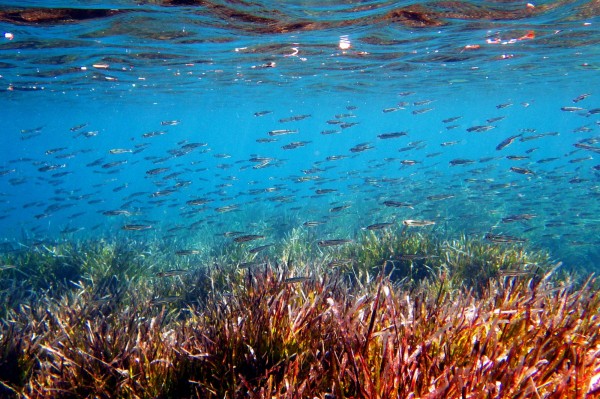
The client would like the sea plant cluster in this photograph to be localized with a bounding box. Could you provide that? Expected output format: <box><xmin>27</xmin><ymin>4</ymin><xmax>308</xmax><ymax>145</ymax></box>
<box><xmin>0</xmin><ymin>229</ymin><xmax>599</xmax><ymax>398</ymax></box>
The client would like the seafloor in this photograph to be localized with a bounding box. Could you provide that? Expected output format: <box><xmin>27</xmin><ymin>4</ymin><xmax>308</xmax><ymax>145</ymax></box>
<box><xmin>1</xmin><ymin>227</ymin><xmax>599</xmax><ymax>398</ymax></box>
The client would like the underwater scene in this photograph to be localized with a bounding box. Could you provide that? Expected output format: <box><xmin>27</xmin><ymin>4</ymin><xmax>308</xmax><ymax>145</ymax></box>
<box><xmin>1</xmin><ymin>0</ymin><xmax>600</xmax><ymax>397</ymax></box>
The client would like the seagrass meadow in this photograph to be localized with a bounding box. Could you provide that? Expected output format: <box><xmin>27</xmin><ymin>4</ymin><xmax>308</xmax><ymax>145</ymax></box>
<box><xmin>1</xmin><ymin>227</ymin><xmax>599</xmax><ymax>398</ymax></box>
<box><xmin>3</xmin><ymin>0</ymin><xmax>600</xmax><ymax>397</ymax></box>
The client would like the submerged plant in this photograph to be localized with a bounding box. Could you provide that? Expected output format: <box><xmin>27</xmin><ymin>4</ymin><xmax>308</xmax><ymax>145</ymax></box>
<box><xmin>0</xmin><ymin>232</ymin><xmax>598</xmax><ymax>398</ymax></box>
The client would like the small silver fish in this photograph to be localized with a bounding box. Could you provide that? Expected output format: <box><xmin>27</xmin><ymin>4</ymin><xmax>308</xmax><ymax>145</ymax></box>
<box><xmin>156</xmin><ymin>269</ymin><xmax>189</xmax><ymax>277</ymax></box>
<box><xmin>102</xmin><ymin>210</ymin><xmax>132</xmax><ymax>216</ymax></box>
<box><xmin>510</xmin><ymin>166</ymin><xmax>536</xmax><ymax>175</ymax></box>
<box><xmin>467</xmin><ymin>125</ymin><xmax>495</xmax><ymax>133</ymax></box>
<box><xmin>303</xmin><ymin>221</ymin><xmax>324</xmax><ymax>227</ymax></box>
<box><xmin>427</xmin><ymin>194</ymin><xmax>454</xmax><ymax>201</ymax></box>
<box><xmin>282</xmin><ymin>141</ymin><xmax>310</xmax><ymax>150</ymax></box>
<box><xmin>279</xmin><ymin>114</ymin><xmax>311</xmax><ymax>123</ymax></box>
<box><xmin>378</xmin><ymin>132</ymin><xmax>407</xmax><ymax>139</ymax></box>
<box><xmin>364</xmin><ymin>222</ymin><xmax>394</xmax><ymax>231</ymax></box>
<box><xmin>249</xmin><ymin>244</ymin><xmax>273</xmax><ymax>254</ymax></box>
<box><xmin>485</xmin><ymin>233</ymin><xmax>526</xmax><ymax>244</ymax></box>
<box><xmin>268</xmin><ymin>129</ymin><xmax>298</xmax><ymax>136</ymax></box>
<box><xmin>215</xmin><ymin>205</ymin><xmax>239</xmax><ymax>213</ymax></box>
<box><xmin>501</xmin><ymin>214</ymin><xmax>536</xmax><ymax>223</ymax></box>
<box><xmin>234</xmin><ymin>234</ymin><xmax>265</xmax><ymax>243</ymax></box>
<box><xmin>496</xmin><ymin>134</ymin><xmax>522</xmax><ymax>151</ymax></box>
<box><xmin>161</xmin><ymin>120</ymin><xmax>180</xmax><ymax>126</ymax></box>
<box><xmin>254</xmin><ymin>110</ymin><xmax>272</xmax><ymax>117</ymax></box>
<box><xmin>318</xmin><ymin>239</ymin><xmax>352</xmax><ymax>247</ymax></box>
<box><xmin>403</xmin><ymin>220</ymin><xmax>435</xmax><ymax>227</ymax></box>
<box><xmin>382</xmin><ymin>200</ymin><xmax>414</xmax><ymax>209</ymax></box>
<box><xmin>122</xmin><ymin>224</ymin><xmax>153</xmax><ymax>231</ymax></box>
<box><xmin>109</xmin><ymin>148</ymin><xmax>132</xmax><ymax>154</ymax></box>
<box><xmin>449</xmin><ymin>159</ymin><xmax>475</xmax><ymax>166</ymax></box>
<box><xmin>175</xmin><ymin>250</ymin><xmax>200</xmax><ymax>256</ymax></box>
<box><xmin>573</xmin><ymin>93</ymin><xmax>590</xmax><ymax>103</ymax></box>
<box><xmin>150</xmin><ymin>296</ymin><xmax>181</xmax><ymax>305</ymax></box>
<box><xmin>561</xmin><ymin>106</ymin><xmax>584</xmax><ymax>112</ymax></box>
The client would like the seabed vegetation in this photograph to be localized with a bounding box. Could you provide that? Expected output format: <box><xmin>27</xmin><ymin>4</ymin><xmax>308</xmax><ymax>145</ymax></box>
<box><xmin>1</xmin><ymin>226</ymin><xmax>599</xmax><ymax>398</ymax></box>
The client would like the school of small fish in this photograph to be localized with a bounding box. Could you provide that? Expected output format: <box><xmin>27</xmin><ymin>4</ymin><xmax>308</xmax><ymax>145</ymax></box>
<box><xmin>2</xmin><ymin>74</ymin><xmax>599</xmax><ymax>269</ymax></box>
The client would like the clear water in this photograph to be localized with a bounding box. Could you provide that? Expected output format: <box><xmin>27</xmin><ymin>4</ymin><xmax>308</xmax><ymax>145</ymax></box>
<box><xmin>1</xmin><ymin>0</ymin><xmax>599</xmax><ymax>271</ymax></box>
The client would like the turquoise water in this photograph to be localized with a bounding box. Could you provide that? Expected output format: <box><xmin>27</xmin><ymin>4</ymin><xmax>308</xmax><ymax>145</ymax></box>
<box><xmin>0</xmin><ymin>1</ymin><xmax>599</xmax><ymax>271</ymax></box>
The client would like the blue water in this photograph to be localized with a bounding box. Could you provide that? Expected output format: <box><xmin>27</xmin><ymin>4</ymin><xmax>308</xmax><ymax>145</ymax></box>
<box><xmin>1</xmin><ymin>0</ymin><xmax>599</xmax><ymax>271</ymax></box>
